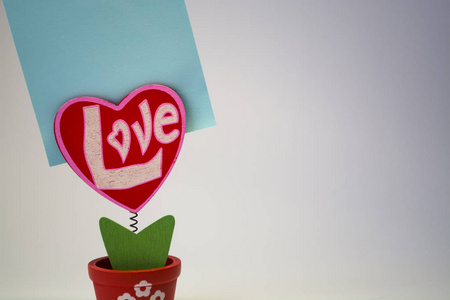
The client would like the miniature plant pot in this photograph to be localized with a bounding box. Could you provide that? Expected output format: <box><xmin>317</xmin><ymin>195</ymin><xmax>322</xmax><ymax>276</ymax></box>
<box><xmin>88</xmin><ymin>256</ymin><xmax>181</xmax><ymax>300</ymax></box>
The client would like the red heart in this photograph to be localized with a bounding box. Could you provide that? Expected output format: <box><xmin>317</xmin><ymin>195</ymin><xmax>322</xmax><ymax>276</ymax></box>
<box><xmin>54</xmin><ymin>85</ymin><xmax>186</xmax><ymax>212</ymax></box>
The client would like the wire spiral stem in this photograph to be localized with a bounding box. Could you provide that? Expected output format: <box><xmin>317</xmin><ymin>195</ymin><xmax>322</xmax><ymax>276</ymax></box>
<box><xmin>129</xmin><ymin>212</ymin><xmax>138</xmax><ymax>232</ymax></box>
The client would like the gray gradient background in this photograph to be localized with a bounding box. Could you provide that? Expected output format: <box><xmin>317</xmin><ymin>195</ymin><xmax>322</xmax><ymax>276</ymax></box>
<box><xmin>1</xmin><ymin>1</ymin><xmax>450</xmax><ymax>299</ymax></box>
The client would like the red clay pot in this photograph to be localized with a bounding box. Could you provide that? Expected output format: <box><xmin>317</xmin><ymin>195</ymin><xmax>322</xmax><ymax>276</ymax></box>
<box><xmin>88</xmin><ymin>256</ymin><xmax>181</xmax><ymax>300</ymax></box>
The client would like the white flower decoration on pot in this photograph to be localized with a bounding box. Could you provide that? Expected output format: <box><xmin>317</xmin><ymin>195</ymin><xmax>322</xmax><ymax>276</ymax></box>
<box><xmin>150</xmin><ymin>290</ymin><xmax>165</xmax><ymax>300</ymax></box>
<box><xmin>134</xmin><ymin>280</ymin><xmax>152</xmax><ymax>297</ymax></box>
<box><xmin>118</xmin><ymin>293</ymin><xmax>136</xmax><ymax>300</ymax></box>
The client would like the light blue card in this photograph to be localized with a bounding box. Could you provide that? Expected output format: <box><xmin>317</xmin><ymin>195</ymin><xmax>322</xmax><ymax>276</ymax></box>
<box><xmin>4</xmin><ymin>0</ymin><xmax>215</xmax><ymax>166</ymax></box>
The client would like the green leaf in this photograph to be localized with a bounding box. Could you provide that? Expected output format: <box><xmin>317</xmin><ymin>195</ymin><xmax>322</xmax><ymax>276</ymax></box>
<box><xmin>99</xmin><ymin>215</ymin><xmax>175</xmax><ymax>271</ymax></box>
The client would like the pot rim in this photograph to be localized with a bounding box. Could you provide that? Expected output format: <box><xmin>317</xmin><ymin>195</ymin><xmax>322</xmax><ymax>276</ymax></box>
<box><xmin>88</xmin><ymin>255</ymin><xmax>181</xmax><ymax>274</ymax></box>
<box><xmin>88</xmin><ymin>255</ymin><xmax>181</xmax><ymax>286</ymax></box>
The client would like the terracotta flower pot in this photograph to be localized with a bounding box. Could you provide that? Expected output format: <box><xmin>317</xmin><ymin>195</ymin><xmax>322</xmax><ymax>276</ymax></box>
<box><xmin>88</xmin><ymin>256</ymin><xmax>181</xmax><ymax>300</ymax></box>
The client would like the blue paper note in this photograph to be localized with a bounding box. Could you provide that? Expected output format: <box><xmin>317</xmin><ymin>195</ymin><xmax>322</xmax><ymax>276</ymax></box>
<box><xmin>4</xmin><ymin>0</ymin><xmax>215</xmax><ymax>166</ymax></box>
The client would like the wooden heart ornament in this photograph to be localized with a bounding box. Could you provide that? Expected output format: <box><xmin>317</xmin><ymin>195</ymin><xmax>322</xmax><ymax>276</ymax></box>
<box><xmin>54</xmin><ymin>85</ymin><xmax>186</xmax><ymax>212</ymax></box>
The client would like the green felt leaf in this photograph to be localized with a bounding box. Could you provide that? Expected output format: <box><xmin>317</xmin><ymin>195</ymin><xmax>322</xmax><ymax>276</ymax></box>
<box><xmin>99</xmin><ymin>215</ymin><xmax>175</xmax><ymax>271</ymax></box>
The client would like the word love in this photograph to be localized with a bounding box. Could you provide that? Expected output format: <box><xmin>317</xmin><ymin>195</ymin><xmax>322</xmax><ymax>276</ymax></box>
<box><xmin>55</xmin><ymin>85</ymin><xmax>186</xmax><ymax>212</ymax></box>
<box><xmin>86</xmin><ymin>99</ymin><xmax>179</xmax><ymax>190</ymax></box>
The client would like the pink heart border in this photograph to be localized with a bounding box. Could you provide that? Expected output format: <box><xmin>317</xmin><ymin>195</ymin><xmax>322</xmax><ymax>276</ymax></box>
<box><xmin>54</xmin><ymin>84</ymin><xmax>186</xmax><ymax>212</ymax></box>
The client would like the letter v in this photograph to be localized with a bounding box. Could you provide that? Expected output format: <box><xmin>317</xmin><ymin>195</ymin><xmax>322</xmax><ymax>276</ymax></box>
<box><xmin>132</xmin><ymin>100</ymin><xmax>152</xmax><ymax>155</ymax></box>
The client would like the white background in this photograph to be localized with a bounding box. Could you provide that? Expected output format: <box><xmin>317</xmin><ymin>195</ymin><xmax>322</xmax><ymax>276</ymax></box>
<box><xmin>1</xmin><ymin>1</ymin><xmax>450</xmax><ymax>299</ymax></box>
